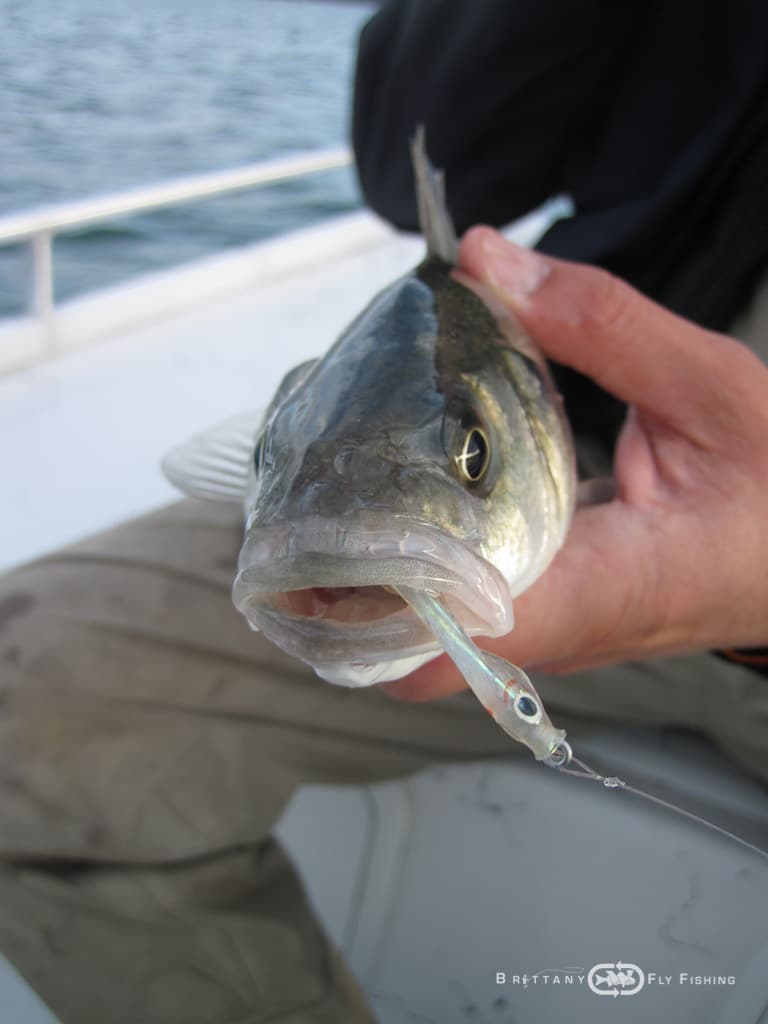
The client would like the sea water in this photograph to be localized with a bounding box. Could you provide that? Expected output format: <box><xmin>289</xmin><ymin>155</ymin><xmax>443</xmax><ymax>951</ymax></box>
<box><xmin>0</xmin><ymin>0</ymin><xmax>374</xmax><ymax>314</ymax></box>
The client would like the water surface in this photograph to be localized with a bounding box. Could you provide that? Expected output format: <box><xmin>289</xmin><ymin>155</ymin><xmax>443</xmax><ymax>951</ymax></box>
<box><xmin>0</xmin><ymin>0</ymin><xmax>374</xmax><ymax>313</ymax></box>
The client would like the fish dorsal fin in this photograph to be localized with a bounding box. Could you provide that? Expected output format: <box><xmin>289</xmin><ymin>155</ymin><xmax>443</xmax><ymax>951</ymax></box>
<box><xmin>161</xmin><ymin>409</ymin><xmax>263</xmax><ymax>502</ymax></box>
<box><xmin>411</xmin><ymin>124</ymin><xmax>459</xmax><ymax>265</ymax></box>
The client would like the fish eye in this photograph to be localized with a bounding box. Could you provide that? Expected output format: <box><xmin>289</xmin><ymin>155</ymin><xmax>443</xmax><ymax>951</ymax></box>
<box><xmin>455</xmin><ymin>424</ymin><xmax>490</xmax><ymax>484</ymax></box>
<box><xmin>254</xmin><ymin>436</ymin><xmax>265</xmax><ymax>472</ymax></box>
<box><xmin>513</xmin><ymin>693</ymin><xmax>542</xmax><ymax>724</ymax></box>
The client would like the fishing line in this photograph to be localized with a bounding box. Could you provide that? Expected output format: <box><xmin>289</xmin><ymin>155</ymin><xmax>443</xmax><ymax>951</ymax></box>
<box><xmin>397</xmin><ymin>587</ymin><xmax>768</xmax><ymax>867</ymax></box>
<box><xmin>550</xmin><ymin>754</ymin><xmax>768</xmax><ymax>865</ymax></box>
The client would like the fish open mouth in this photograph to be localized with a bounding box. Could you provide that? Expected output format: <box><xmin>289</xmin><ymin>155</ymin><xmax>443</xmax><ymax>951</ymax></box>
<box><xmin>232</xmin><ymin>516</ymin><xmax>513</xmax><ymax>667</ymax></box>
<box><xmin>274</xmin><ymin>585</ymin><xmax>406</xmax><ymax>623</ymax></box>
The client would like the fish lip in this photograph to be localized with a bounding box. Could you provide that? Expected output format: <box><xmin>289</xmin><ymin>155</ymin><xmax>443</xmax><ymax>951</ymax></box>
<box><xmin>232</xmin><ymin>515</ymin><xmax>513</xmax><ymax>664</ymax></box>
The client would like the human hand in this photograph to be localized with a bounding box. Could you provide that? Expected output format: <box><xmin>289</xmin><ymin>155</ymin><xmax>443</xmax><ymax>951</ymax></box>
<box><xmin>386</xmin><ymin>227</ymin><xmax>768</xmax><ymax>701</ymax></box>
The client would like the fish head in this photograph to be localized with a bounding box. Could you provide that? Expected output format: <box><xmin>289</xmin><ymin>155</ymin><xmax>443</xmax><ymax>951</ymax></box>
<box><xmin>231</xmin><ymin>264</ymin><xmax>575</xmax><ymax>685</ymax></box>
<box><xmin>163</xmin><ymin>129</ymin><xmax>575</xmax><ymax>687</ymax></box>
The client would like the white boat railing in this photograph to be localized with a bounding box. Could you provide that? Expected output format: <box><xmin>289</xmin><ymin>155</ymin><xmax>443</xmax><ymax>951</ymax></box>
<box><xmin>0</xmin><ymin>146</ymin><xmax>352</xmax><ymax>352</ymax></box>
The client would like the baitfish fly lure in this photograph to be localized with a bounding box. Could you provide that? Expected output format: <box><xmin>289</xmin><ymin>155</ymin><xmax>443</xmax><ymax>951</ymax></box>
<box><xmin>396</xmin><ymin>584</ymin><xmax>571</xmax><ymax>767</ymax></box>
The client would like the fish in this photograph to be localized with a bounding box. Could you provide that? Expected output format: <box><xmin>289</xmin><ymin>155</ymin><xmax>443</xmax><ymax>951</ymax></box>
<box><xmin>162</xmin><ymin>127</ymin><xmax>577</xmax><ymax>689</ymax></box>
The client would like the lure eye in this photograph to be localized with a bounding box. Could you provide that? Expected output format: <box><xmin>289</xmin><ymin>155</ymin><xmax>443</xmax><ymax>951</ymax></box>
<box><xmin>456</xmin><ymin>425</ymin><xmax>490</xmax><ymax>484</ymax></box>
<box><xmin>513</xmin><ymin>692</ymin><xmax>542</xmax><ymax>724</ymax></box>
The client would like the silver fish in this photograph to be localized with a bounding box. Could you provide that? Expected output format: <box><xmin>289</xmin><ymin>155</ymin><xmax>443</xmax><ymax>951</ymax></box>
<box><xmin>163</xmin><ymin>127</ymin><xmax>576</xmax><ymax>687</ymax></box>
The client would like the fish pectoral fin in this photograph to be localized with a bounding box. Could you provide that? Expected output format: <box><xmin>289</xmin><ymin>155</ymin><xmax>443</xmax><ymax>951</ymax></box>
<box><xmin>161</xmin><ymin>409</ymin><xmax>263</xmax><ymax>502</ymax></box>
<box><xmin>576</xmin><ymin>475</ymin><xmax>616</xmax><ymax>507</ymax></box>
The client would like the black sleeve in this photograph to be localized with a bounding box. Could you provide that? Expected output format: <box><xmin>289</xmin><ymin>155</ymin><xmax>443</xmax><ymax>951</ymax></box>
<box><xmin>352</xmin><ymin>0</ymin><xmax>638</xmax><ymax>234</ymax></box>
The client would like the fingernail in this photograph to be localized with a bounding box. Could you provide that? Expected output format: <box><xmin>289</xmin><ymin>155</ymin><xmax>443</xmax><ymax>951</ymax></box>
<box><xmin>482</xmin><ymin>232</ymin><xmax>551</xmax><ymax>303</ymax></box>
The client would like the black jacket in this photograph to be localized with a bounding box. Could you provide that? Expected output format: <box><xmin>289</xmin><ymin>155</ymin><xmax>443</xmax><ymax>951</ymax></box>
<box><xmin>353</xmin><ymin>0</ymin><xmax>768</xmax><ymax>443</ymax></box>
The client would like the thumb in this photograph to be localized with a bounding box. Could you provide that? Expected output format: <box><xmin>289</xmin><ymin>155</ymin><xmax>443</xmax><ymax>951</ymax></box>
<box><xmin>458</xmin><ymin>226</ymin><xmax>748</xmax><ymax>440</ymax></box>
